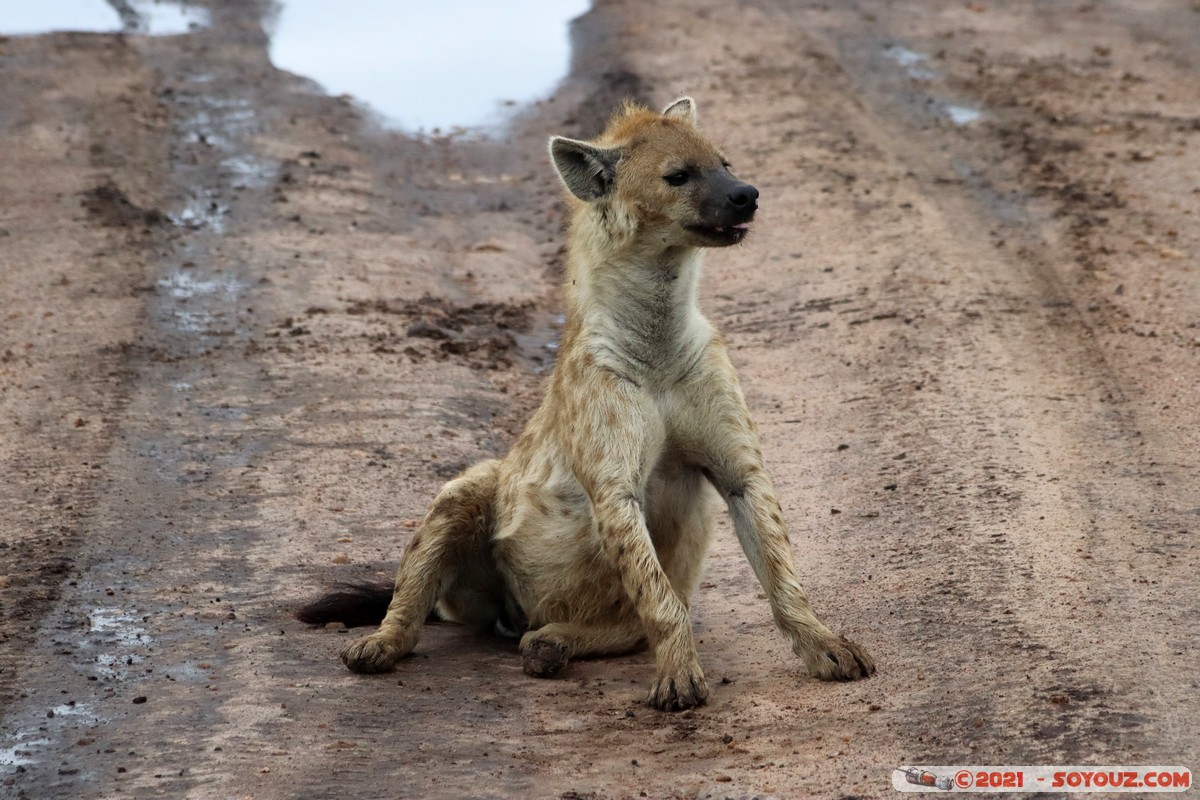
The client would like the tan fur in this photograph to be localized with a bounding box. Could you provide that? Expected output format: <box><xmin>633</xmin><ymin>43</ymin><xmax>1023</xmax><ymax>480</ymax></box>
<box><xmin>341</xmin><ymin>98</ymin><xmax>875</xmax><ymax>710</ymax></box>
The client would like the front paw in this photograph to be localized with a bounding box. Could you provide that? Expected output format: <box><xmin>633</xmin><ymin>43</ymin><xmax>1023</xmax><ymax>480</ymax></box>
<box><xmin>647</xmin><ymin>668</ymin><xmax>709</xmax><ymax>711</ymax></box>
<box><xmin>803</xmin><ymin>635</ymin><xmax>876</xmax><ymax>681</ymax></box>
<box><xmin>341</xmin><ymin>633</ymin><xmax>408</xmax><ymax>674</ymax></box>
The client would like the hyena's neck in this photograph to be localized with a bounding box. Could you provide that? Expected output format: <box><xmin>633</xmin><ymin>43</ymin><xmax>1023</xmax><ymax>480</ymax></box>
<box><xmin>561</xmin><ymin>216</ymin><xmax>712</xmax><ymax>381</ymax></box>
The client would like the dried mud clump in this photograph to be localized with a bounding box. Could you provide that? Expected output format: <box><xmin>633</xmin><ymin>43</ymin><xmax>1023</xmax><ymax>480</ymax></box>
<box><xmin>79</xmin><ymin>179</ymin><xmax>168</xmax><ymax>229</ymax></box>
<box><xmin>346</xmin><ymin>295</ymin><xmax>536</xmax><ymax>370</ymax></box>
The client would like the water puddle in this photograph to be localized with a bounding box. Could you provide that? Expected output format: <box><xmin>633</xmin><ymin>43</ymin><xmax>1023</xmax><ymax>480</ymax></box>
<box><xmin>266</xmin><ymin>0</ymin><xmax>590</xmax><ymax>133</ymax></box>
<box><xmin>0</xmin><ymin>738</ymin><xmax>52</xmax><ymax>768</ymax></box>
<box><xmin>156</xmin><ymin>270</ymin><xmax>242</xmax><ymax>300</ymax></box>
<box><xmin>944</xmin><ymin>104</ymin><xmax>983</xmax><ymax>126</ymax></box>
<box><xmin>3</xmin><ymin>0</ymin><xmax>209</xmax><ymax>37</ymax></box>
<box><xmin>172</xmin><ymin>93</ymin><xmax>274</xmax><ymax>231</ymax></box>
<box><xmin>169</xmin><ymin>196</ymin><xmax>229</xmax><ymax>232</ymax></box>
<box><xmin>88</xmin><ymin>607</ymin><xmax>151</xmax><ymax>680</ymax></box>
<box><xmin>881</xmin><ymin>43</ymin><xmax>985</xmax><ymax>127</ymax></box>
<box><xmin>884</xmin><ymin>44</ymin><xmax>936</xmax><ymax>81</ymax></box>
<box><xmin>129</xmin><ymin>0</ymin><xmax>209</xmax><ymax>35</ymax></box>
<box><xmin>0</xmin><ymin>608</ymin><xmax>147</xmax><ymax>771</ymax></box>
<box><xmin>89</xmin><ymin>607</ymin><xmax>148</xmax><ymax>649</ymax></box>
<box><xmin>155</xmin><ymin>269</ymin><xmax>244</xmax><ymax>334</ymax></box>
<box><xmin>49</xmin><ymin>702</ymin><xmax>98</xmax><ymax>720</ymax></box>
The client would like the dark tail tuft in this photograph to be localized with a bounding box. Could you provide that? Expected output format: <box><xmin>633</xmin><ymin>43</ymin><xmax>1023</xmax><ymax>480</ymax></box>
<box><xmin>295</xmin><ymin>581</ymin><xmax>394</xmax><ymax>628</ymax></box>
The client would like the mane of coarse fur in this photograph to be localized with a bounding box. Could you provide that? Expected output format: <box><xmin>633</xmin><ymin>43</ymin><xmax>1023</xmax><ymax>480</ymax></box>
<box><xmin>596</xmin><ymin>99</ymin><xmax>676</xmax><ymax>146</ymax></box>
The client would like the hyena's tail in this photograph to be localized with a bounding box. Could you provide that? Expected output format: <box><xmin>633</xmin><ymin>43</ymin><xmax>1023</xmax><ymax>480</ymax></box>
<box><xmin>295</xmin><ymin>581</ymin><xmax>395</xmax><ymax>628</ymax></box>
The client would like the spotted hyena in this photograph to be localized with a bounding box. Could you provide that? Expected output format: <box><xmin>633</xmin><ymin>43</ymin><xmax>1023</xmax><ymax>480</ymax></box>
<box><xmin>299</xmin><ymin>97</ymin><xmax>875</xmax><ymax>711</ymax></box>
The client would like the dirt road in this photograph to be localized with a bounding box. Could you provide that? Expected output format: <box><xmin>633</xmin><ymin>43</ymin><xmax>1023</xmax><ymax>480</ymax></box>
<box><xmin>2</xmin><ymin>1</ymin><xmax>1197</xmax><ymax>798</ymax></box>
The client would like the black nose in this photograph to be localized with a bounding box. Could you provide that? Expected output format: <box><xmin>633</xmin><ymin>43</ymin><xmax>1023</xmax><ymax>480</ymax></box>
<box><xmin>727</xmin><ymin>183</ymin><xmax>759</xmax><ymax>210</ymax></box>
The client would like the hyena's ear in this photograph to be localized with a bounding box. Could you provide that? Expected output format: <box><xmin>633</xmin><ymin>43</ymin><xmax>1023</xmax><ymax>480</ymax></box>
<box><xmin>549</xmin><ymin>136</ymin><xmax>620</xmax><ymax>201</ymax></box>
<box><xmin>662</xmin><ymin>96</ymin><xmax>698</xmax><ymax>125</ymax></box>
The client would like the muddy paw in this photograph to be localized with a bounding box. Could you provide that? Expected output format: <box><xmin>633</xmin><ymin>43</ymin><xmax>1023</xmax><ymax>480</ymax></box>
<box><xmin>341</xmin><ymin>633</ymin><xmax>407</xmax><ymax>674</ymax></box>
<box><xmin>804</xmin><ymin>635</ymin><xmax>876</xmax><ymax>681</ymax></box>
<box><xmin>521</xmin><ymin>637</ymin><xmax>569</xmax><ymax>678</ymax></box>
<box><xmin>647</xmin><ymin>670</ymin><xmax>709</xmax><ymax>712</ymax></box>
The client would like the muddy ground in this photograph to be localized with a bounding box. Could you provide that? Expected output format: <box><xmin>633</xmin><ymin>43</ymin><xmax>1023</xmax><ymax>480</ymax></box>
<box><xmin>1</xmin><ymin>1</ymin><xmax>1198</xmax><ymax>798</ymax></box>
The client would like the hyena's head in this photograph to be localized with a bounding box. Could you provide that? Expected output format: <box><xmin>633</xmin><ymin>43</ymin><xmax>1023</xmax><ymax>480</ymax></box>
<box><xmin>549</xmin><ymin>97</ymin><xmax>758</xmax><ymax>249</ymax></box>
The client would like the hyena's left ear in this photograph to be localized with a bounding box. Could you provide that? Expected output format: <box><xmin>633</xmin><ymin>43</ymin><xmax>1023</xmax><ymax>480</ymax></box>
<box><xmin>549</xmin><ymin>136</ymin><xmax>621</xmax><ymax>201</ymax></box>
<box><xmin>662</xmin><ymin>96</ymin><xmax>698</xmax><ymax>125</ymax></box>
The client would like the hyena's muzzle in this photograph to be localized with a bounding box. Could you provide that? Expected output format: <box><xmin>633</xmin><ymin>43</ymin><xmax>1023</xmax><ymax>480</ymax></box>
<box><xmin>686</xmin><ymin>168</ymin><xmax>759</xmax><ymax>246</ymax></box>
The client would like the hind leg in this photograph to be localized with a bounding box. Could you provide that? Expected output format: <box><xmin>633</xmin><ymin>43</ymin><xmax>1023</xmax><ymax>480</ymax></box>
<box><xmin>342</xmin><ymin>459</ymin><xmax>500</xmax><ymax>673</ymax></box>
<box><xmin>519</xmin><ymin>619</ymin><xmax>646</xmax><ymax>678</ymax></box>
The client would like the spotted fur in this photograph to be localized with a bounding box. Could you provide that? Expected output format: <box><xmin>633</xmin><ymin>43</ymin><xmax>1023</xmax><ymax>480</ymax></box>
<box><xmin>331</xmin><ymin>98</ymin><xmax>875</xmax><ymax>711</ymax></box>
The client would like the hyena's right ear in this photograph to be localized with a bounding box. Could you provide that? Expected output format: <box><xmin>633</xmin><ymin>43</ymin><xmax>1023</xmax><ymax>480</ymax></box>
<box><xmin>549</xmin><ymin>136</ymin><xmax>620</xmax><ymax>201</ymax></box>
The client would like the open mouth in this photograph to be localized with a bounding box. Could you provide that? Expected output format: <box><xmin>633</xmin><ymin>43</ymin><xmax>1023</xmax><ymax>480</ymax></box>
<box><xmin>686</xmin><ymin>221</ymin><xmax>751</xmax><ymax>244</ymax></box>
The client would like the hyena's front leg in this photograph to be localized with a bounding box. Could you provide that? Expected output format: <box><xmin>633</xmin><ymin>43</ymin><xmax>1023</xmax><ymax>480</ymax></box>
<box><xmin>590</xmin><ymin>488</ymin><xmax>709</xmax><ymax>710</ymax></box>
<box><xmin>341</xmin><ymin>460</ymin><xmax>500</xmax><ymax>673</ymax></box>
<box><xmin>568</xmin><ymin>385</ymin><xmax>709</xmax><ymax>711</ymax></box>
<box><xmin>719</xmin><ymin>464</ymin><xmax>875</xmax><ymax>680</ymax></box>
<box><xmin>698</xmin><ymin>385</ymin><xmax>875</xmax><ymax>680</ymax></box>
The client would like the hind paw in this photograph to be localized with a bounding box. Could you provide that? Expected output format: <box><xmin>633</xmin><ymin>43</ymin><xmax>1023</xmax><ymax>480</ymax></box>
<box><xmin>521</xmin><ymin>636</ymin><xmax>569</xmax><ymax>678</ymax></box>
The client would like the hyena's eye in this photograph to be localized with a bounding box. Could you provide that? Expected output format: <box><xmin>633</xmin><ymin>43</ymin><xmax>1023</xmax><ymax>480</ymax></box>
<box><xmin>664</xmin><ymin>170</ymin><xmax>690</xmax><ymax>187</ymax></box>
